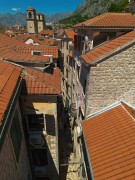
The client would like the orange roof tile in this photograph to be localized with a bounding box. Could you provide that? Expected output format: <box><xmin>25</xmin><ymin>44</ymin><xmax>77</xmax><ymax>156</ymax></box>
<box><xmin>74</xmin><ymin>13</ymin><xmax>135</xmax><ymax>28</ymax></box>
<box><xmin>40</xmin><ymin>30</ymin><xmax>54</xmax><ymax>36</ymax></box>
<box><xmin>0</xmin><ymin>34</ymin><xmax>58</xmax><ymax>63</ymax></box>
<box><xmin>22</xmin><ymin>67</ymin><xmax>61</xmax><ymax>95</ymax></box>
<box><xmin>81</xmin><ymin>30</ymin><xmax>135</xmax><ymax>64</ymax></box>
<box><xmin>64</xmin><ymin>29</ymin><xmax>76</xmax><ymax>40</ymax></box>
<box><xmin>0</xmin><ymin>60</ymin><xmax>22</xmax><ymax>125</ymax></box>
<box><xmin>82</xmin><ymin>101</ymin><xmax>135</xmax><ymax>179</ymax></box>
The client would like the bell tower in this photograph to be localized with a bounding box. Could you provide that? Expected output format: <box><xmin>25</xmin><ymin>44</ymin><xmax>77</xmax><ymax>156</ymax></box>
<box><xmin>27</xmin><ymin>7</ymin><xmax>38</xmax><ymax>34</ymax></box>
<box><xmin>36</xmin><ymin>13</ymin><xmax>46</xmax><ymax>33</ymax></box>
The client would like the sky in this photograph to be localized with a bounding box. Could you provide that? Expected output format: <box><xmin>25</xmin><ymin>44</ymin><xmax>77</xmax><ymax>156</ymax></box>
<box><xmin>0</xmin><ymin>0</ymin><xmax>84</xmax><ymax>15</ymax></box>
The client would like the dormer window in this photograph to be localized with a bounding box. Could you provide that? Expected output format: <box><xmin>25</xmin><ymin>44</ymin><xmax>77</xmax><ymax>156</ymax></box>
<box><xmin>32</xmin><ymin>51</ymin><xmax>41</xmax><ymax>56</ymax></box>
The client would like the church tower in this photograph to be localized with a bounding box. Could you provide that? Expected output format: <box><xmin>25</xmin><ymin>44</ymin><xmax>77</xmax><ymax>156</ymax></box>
<box><xmin>36</xmin><ymin>13</ymin><xmax>46</xmax><ymax>33</ymax></box>
<box><xmin>27</xmin><ymin>7</ymin><xmax>38</xmax><ymax>34</ymax></box>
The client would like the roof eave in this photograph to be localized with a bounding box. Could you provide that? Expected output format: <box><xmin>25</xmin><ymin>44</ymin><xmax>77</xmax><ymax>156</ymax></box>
<box><xmin>82</xmin><ymin>129</ymin><xmax>94</xmax><ymax>180</ymax></box>
<box><xmin>74</xmin><ymin>26</ymin><xmax>135</xmax><ymax>31</ymax></box>
<box><xmin>81</xmin><ymin>39</ymin><xmax>135</xmax><ymax>66</ymax></box>
<box><xmin>90</xmin><ymin>39</ymin><xmax>135</xmax><ymax>65</ymax></box>
<box><xmin>0</xmin><ymin>74</ymin><xmax>23</xmax><ymax>149</ymax></box>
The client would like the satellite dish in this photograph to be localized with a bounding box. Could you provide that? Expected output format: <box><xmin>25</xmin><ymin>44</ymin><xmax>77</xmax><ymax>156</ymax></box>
<box><xmin>85</xmin><ymin>36</ymin><xmax>88</xmax><ymax>41</ymax></box>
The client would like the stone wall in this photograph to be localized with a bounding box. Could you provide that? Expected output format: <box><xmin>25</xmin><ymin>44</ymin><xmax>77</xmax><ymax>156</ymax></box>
<box><xmin>86</xmin><ymin>43</ymin><xmax>135</xmax><ymax>116</ymax></box>
<box><xmin>0</xmin><ymin>101</ymin><xmax>31</xmax><ymax>180</ymax></box>
<box><xmin>21</xmin><ymin>95</ymin><xmax>59</xmax><ymax>180</ymax></box>
<box><xmin>27</xmin><ymin>20</ymin><xmax>37</xmax><ymax>34</ymax></box>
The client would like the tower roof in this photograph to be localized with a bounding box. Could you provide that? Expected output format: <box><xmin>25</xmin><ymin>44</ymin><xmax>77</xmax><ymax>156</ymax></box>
<box><xmin>37</xmin><ymin>12</ymin><xmax>44</xmax><ymax>15</ymax></box>
<box><xmin>27</xmin><ymin>7</ymin><xmax>35</xmax><ymax>11</ymax></box>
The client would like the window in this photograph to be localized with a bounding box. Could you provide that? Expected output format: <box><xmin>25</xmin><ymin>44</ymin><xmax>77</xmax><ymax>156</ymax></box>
<box><xmin>31</xmin><ymin>148</ymin><xmax>48</xmax><ymax>166</ymax></box>
<box><xmin>32</xmin><ymin>51</ymin><xmax>41</xmax><ymax>56</ymax></box>
<box><xmin>27</xmin><ymin>114</ymin><xmax>55</xmax><ymax>136</ymax></box>
<box><xmin>66</xmin><ymin>56</ymin><xmax>69</xmax><ymax>64</ymax></box>
<box><xmin>66</xmin><ymin>69</ymin><xmax>68</xmax><ymax>79</ymax></box>
<box><xmin>10</xmin><ymin>111</ymin><xmax>22</xmax><ymax>162</ymax></box>
<box><xmin>83</xmin><ymin>79</ymin><xmax>87</xmax><ymax>94</ymax></box>
<box><xmin>77</xmin><ymin>65</ymin><xmax>80</xmax><ymax>79</ymax></box>
<box><xmin>28</xmin><ymin>12</ymin><xmax>32</xmax><ymax>19</ymax></box>
<box><xmin>27</xmin><ymin>114</ymin><xmax>44</xmax><ymax>131</ymax></box>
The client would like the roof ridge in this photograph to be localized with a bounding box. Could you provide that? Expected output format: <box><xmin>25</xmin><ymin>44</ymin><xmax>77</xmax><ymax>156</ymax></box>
<box><xmin>85</xmin><ymin>101</ymin><xmax>122</xmax><ymax>120</ymax></box>
<box><xmin>121</xmin><ymin>103</ymin><xmax>135</xmax><ymax>122</ymax></box>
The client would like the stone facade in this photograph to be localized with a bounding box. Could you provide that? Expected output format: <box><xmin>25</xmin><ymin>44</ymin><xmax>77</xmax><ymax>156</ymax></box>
<box><xmin>86</xmin><ymin>43</ymin><xmax>135</xmax><ymax>116</ymax></box>
<box><xmin>61</xmin><ymin>35</ymin><xmax>73</xmax><ymax>108</ymax></box>
<box><xmin>0</xmin><ymin>101</ymin><xmax>31</xmax><ymax>180</ymax></box>
<box><xmin>21</xmin><ymin>95</ymin><xmax>59</xmax><ymax>180</ymax></box>
<box><xmin>27</xmin><ymin>8</ymin><xmax>46</xmax><ymax>34</ymax></box>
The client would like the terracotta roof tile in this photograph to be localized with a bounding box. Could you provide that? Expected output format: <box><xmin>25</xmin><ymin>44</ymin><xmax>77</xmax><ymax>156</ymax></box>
<box><xmin>0</xmin><ymin>34</ymin><xmax>58</xmax><ymax>63</ymax></box>
<box><xmin>0</xmin><ymin>60</ymin><xmax>22</xmax><ymax>125</ymax></box>
<box><xmin>82</xmin><ymin>101</ymin><xmax>135</xmax><ymax>179</ymax></box>
<box><xmin>22</xmin><ymin>67</ymin><xmax>61</xmax><ymax>95</ymax></box>
<box><xmin>75</xmin><ymin>13</ymin><xmax>135</xmax><ymax>28</ymax></box>
<box><xmin>81</xmin><ymin>30</ymin><xmax>135</xmax><ymax>64</ymax></box>
<box><xmin>64</xmin><ymin>29</ymin><xmax>76</xmax><ymax>40</ymax></box>
<box><xmin>39</xmin><ymin>30</ymin><xmax>54</xmax><ymax>36</ymax></box>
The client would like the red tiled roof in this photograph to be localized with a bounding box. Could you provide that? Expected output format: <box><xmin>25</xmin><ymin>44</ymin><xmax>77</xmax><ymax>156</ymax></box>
<box><xmin>0</xmin><ymin>60</ymin><xmax>22</xmax><ymax>125</ymax></box>
<box><xmin>82</xmin><ymin>102</ymin><xmax>135</xmax><ymax>180</ymax></box>
<box><xmin>56</xmin><ymin>29</ymin><xmax>65</xmax><ymax>39</ymax></box>
<box><xmin>14</xmin><ymin>34</ymin><xmax>43</xmax><ymax>45</ymax></box>
<box><xmin>64</xmin><ymin>29</ymin><xmax>76</xmax><ymax>40</ymax></box>
<box><xmin>23</xmin><ymin>67</ymin><xmax>61</xmax><ymax>95</ymax></box>
<box><xmin>0</xmin><ymin>34</ymin><xmax>58</xmax><ymax>63</ymax></box>
<box><xmin>81</xmin><ymin>30</ymin><xmax>135</xmax><ymax>64</ymax></box>
<box><xmin>74</xmin><ymin>13</ymin><xmax>135</xmax><ymax>28</ymax></box>
<box><xmin>40</xmin><ymin>30</ymin><xmax>54</xmax><ymax>36</ymax></box>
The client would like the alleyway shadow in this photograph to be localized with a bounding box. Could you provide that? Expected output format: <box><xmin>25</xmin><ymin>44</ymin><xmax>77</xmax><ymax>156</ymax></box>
<box><xmin>58</xmin><ymin>107</ymin><xmax>73</xmax><ymax>180</ymax></box>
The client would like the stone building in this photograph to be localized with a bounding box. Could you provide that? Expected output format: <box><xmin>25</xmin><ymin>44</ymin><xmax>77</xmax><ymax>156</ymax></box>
<box><xmin>60</xmin><ymin>29</ymin><xmax>76</xmax><ymax>109</ymax></box>
<box><xmin>71</xmin><ymin>12</ymin><xmax>135</xmax><ymax>121</ymax></box>
<box><xmin>74</xmin><ymin>13</ymin><xmax>135</xmax><ymax>53</ymax></box>
<box><xmin>21</xmin><ymin>67</ymin><xmax>61</xmax><ymax>180</ymax></box>
<box><xmin>80</xmin><ymin>30</ymin><xmax>135</xmax><ymax>116</ymax></box>
<box><xmin>0</xmin><ymin>59</ymin><xmax>62</xmax><ymax>180</ymax></box>
<box><xmin>0</xmin><ymin>61</ymin><xmax>32</xmax><ymax>180</ymax></box>
<box><xmin>27</xmin><ymin>7</ymin><xmax>46</xmax><ymax>34</ymax></box>
<box><xmin>62</xmin><ymin>13</ymin><xmax>135</xmax><ymax>179</ymax></box>
<box><xmin>68</xmin><ymin>30</ymin><xmax>135</xmax><ymax>179</ymax></box>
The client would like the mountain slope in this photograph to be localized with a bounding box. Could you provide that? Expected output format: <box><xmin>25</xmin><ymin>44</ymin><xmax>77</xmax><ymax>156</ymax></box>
<box><xmin>0</xmin><ymin>12</ymin><xmax>72</xmax><ymax>27</ymax></box>
<box><xmin>59</xmin><ymin>0</ymin><xmax>129</xmax><ymax>25</ymax></box>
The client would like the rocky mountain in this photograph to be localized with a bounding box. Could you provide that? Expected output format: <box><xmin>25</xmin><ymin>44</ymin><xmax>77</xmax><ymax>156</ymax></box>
<box><xmin>59</xmin><ymin>0</ymin><xmax>130</xmax><ymax>25</ymax></box>
<box><xmin>0</xmin><ymin>24</ymin><xmax>6</xmax><ymax>33</ymax></box>
<box><xmin>0</xmin><ymin>12</ymin><xmax>72</xmax><ymax>27</ymax></box>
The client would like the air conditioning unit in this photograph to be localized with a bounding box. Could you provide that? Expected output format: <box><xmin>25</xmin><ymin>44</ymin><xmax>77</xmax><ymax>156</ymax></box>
<box><xmin>29</xmin><ymin>134</ymin><xmax>44</xmax><ymax>147</ymax></box>
<box><xmin>35</xmin><ymin>166</ymin><xmax>47</xmax><ymax>176</ymax></box>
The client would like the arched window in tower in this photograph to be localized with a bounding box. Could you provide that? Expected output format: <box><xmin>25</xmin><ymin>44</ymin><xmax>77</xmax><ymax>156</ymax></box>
<box><xmin>28</xmin><ymin>12</ymin><xmax>32</xmax><ymax>19</ymax></box>
<box><xmin>38</xmin><ymin>15</ymin><xmax>40</xmax><ymax>20</ymax></box>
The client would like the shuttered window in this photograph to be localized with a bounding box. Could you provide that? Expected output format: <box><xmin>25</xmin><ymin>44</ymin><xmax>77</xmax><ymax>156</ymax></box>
<box><xmin>45</xmin><ymin>114</ymin><xmax>55</xmax><ymax>136</ymax></box>
<box><xmin>10</xmin><ymin>111</ymin><xmax>22</xmax><ymax>162</ymax></box>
